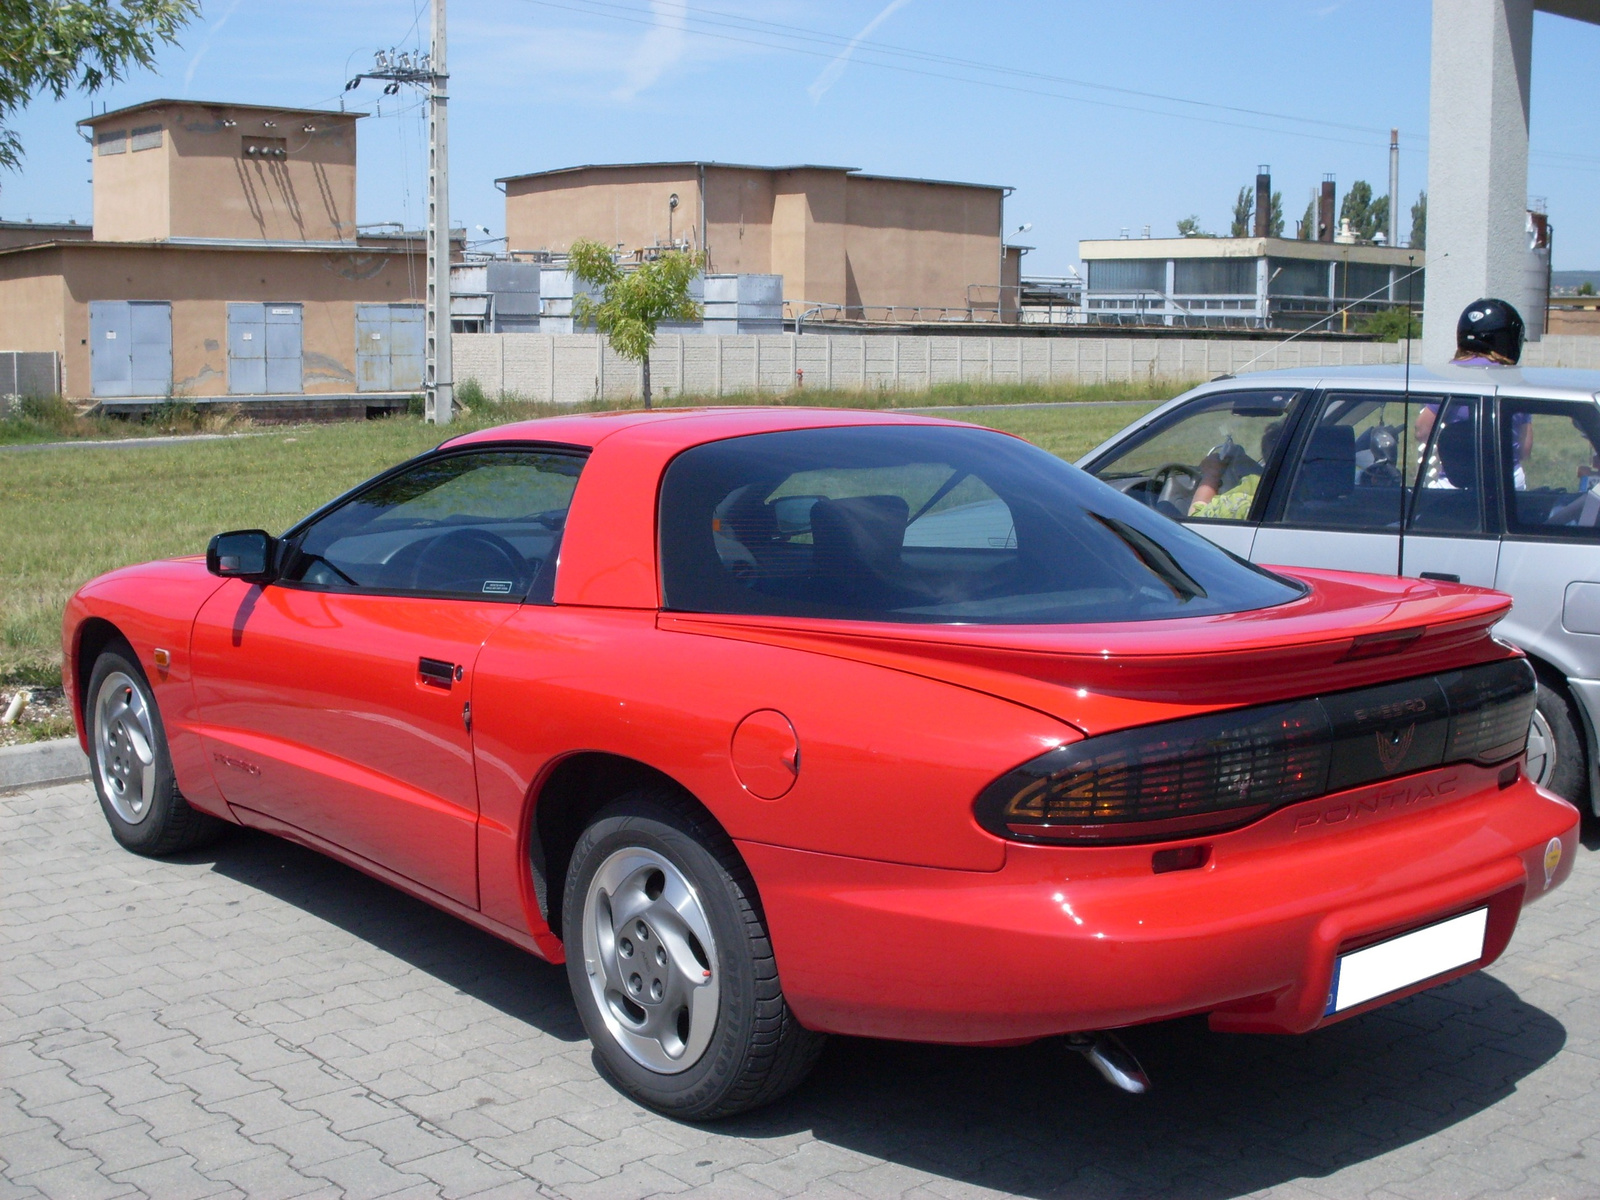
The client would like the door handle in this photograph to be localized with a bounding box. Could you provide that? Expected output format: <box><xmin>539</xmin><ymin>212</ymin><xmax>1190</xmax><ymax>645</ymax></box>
<box><xmin>1419</xmin><ymin>571</ymin><xmax>1461</xmax><ymax>584</ymax></box>
<box><xmin>418</xmin><ymin>657</ymin><xmax>460</xmax><ymax>688</ymax></box>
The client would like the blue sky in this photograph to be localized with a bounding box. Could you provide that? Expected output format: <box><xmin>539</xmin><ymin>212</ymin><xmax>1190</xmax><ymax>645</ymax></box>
<box><xmin>4</xmin><ymin>1</ymin><xmax>1597</xmax><ymax>273</ymax></box>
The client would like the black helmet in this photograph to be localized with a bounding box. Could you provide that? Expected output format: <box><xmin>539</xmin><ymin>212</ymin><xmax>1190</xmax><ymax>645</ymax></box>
<box><xmin>1456</xmin><ymin>298</ymin><xmax>1525</xmax><ymax>364</ymax></box>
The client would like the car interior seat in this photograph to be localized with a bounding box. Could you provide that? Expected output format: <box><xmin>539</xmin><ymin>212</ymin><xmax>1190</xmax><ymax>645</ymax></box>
<box><xmin>1286</xmin><ymin>424</ymin><xmax>1357</xmax><ymax>521</ymax></box>
<box><xmin>1411</xmin><ymin>420</ymin><xmax>1481</xmax><ymax>531</ymax></box>
<box><xmin>809</xmin><ymin>495</ymin><xmax>914</xmax><ymax>607</ymax></box>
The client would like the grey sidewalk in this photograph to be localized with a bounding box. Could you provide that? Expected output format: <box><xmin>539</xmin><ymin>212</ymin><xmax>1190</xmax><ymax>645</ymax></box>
<box><xmin>3</xmin><ymin>779</ymin><xmax>1598</xmax><ymax>1200</ymax></box>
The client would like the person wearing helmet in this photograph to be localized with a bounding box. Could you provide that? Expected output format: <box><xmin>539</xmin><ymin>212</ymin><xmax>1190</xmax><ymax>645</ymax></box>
<box><xmin>1453</xmin><ymin>297</ymin><xmax>1525</xmax><ymax>365</ymax></box>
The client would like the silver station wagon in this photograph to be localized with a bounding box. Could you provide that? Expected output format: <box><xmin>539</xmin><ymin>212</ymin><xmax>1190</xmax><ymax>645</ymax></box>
<box><xmin>1080</xmin><ymin>363</ymin><xmax>1600</xmax><ymax>813</ymax></box>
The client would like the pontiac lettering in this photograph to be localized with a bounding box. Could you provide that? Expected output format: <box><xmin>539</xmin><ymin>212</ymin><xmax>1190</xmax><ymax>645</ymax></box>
<box><xmin>1293</xmin><ymin>775</ymin><xmax>1458</xmax><ymax>831</ymax></box>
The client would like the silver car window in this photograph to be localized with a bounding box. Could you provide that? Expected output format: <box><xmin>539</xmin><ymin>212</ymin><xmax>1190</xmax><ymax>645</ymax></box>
<box><xmin>1500</xmin><ymin>400</ymin><xmax>1600</xmax><ymax>539</ymax></box>
<box><xmin>1088</xmin><ymin>389</ymin><xmax>1305</xmax><ymax>523</ymax></box>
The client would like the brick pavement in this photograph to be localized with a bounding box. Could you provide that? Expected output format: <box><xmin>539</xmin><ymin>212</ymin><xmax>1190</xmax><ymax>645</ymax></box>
<box><xmin>3</xmin><ymin>779</ymin><xmax>1598</xmax><ymax>1200</ymax></box>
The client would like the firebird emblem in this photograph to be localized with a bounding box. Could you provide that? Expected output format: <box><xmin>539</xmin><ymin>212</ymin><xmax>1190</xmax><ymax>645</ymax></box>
<box><xmin>1375</xmin><ymin>724</ymin><xmax>1415</xmax><ymax>771</ymax></box>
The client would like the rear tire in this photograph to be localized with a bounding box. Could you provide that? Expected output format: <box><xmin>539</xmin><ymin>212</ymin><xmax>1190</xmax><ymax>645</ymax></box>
<box><xmin>86</xmin><ymin>646</ymin><xmax>226</xmax><ymax>856</ymax></box>
<box><xmin>1526</xmin><ymin>674</ymin><xmax>1587</xmax><ymax>812</ymax></box>
<box><xmin>561</xmin><ymin>787</ymin><xmax>824</xmax><ymax>1119</ymax></box>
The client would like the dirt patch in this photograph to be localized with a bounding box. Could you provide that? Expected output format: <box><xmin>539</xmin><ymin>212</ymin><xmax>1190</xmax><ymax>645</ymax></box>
<box><xmin>1</xmin><ymin>685</ymin><xmax>76</xmax><ymax>747</ymax></box>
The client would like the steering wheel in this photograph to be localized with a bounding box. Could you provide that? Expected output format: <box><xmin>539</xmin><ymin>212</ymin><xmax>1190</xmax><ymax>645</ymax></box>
<box><xmin>408</xmin><ymin>528</ymin><xmax>528</xmax><ymax>595</ymax></box>
<box><xmin>1149</xmin><ymin>463</ymin><xmax>1200</xmax><ymax>488</ymax></box>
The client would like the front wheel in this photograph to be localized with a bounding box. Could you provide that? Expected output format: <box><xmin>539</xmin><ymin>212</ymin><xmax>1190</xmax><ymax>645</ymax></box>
<box><xmin>562</xmin><ymin>788</ymin><xmax>824</xmax><ymax>1119</ymax></box>
<box><xmin>86</xmin><ymin>645</ymin><xmax>226</xmax><ymax>856</ymax></box>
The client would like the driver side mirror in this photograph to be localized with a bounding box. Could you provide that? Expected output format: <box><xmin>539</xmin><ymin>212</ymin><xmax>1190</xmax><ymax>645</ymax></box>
<box><xmin>206</xmin><ymin>530</ymin><xmax>278</xmax><ymax>582</ymax></box>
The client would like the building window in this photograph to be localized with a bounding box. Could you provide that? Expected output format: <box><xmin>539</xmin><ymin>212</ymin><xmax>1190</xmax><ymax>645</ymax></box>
<box><xmin>242</xmin><ymin>136</ymin><xmax>287</xmax><ymax>160</ymax></box>
<box><xmin>1087</xmin><ymin>260</ymin><xmax>1165</xmax><ymax>293</ymax></box>
<box><xmin>96</xmin><ymin>130</ymin><xmax>126</xmax><ymax>156</ymax></box>
<box><xmin>1337</xmin><ymin>261</ymin><xmax>1393</xmax><ymax>302</ymax></box>
<box><xmin>130</xmin><ymin>124</ymin><xmax>163</xmax><ymax>152</ymax></box>
<box><xmin>1268</xmin><ymin>258</ymin><xmax>1327</xmax><ymax>298</ymax></box>
<box><xmin>1173</xmin><ymin>258</ymin><xmax>1255</xmax><ymax>295</ymax></box>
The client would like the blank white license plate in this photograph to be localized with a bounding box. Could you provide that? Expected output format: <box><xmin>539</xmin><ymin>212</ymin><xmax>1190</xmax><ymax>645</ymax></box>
<box><xmin>1325</xmin><ymin>907</ymin><xmax>1488</xmax><ymax>1015</ymax></box>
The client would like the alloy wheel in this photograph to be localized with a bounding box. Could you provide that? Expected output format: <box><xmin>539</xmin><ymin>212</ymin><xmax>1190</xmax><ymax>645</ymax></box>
<box><xmin>93</xmin><ymin>671</ymin><xmax>157</xmax><ymax>825</ymax></box>
<box><xmin>1525</xmin><ymin>708</ymin><xmax>1556</xmax><ymax>788</ymax></box>
<box><xmin>581</xmin><ymin>846</ymin><xmax>720</xmax><ymax>1074</ymax></box>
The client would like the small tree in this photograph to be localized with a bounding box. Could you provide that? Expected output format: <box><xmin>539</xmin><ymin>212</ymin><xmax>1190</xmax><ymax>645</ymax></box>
<box><xmin>1267</xmin><ymin>191</ymin><xmax>1284</xmax><ymax>238</ymax></box>
<box><xmin>1</xmin><ymin>0</ymin><xmax>197</xmax><ymax>171</ymax></box>
<box><xmin>1230</xmin><ymin>186</ymin><xmax>1253</xmax><ymax>237</ymax></box>
<box><xmin>1176</xmin><ymin>215</ymin><xmax>1212</xmax><ymax>238</ymax></box>
<box><xmin>1409</xmin><ymin>192</ymin><xmax>1427</xmax><ymax>249</ymax></box>
<box><xmin>568</xmin><ymin>239</ymin><xmax>704</xmax><ymax>409</ymax></box>
<box><xmin>1298</xmin><ymin>195</ymin><xmax>1315</xmax><ymax>240</ymax></box>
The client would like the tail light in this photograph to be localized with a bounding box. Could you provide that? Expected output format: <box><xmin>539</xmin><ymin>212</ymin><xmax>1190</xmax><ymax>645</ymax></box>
<box><xmin>976</xmin><ymin>658</ymin><xmax>1536</xmax><ymax>845</ymax></box>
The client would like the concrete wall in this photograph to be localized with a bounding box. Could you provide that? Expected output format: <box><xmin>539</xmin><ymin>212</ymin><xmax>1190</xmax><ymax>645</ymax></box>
<box><xmin>0</xmin><ymin>250</ymin><xmax>67</xmax><ymax>358</ymax></box>
<box><xmin>453</xmin><ymin>333</ymin><xmax>1441</xmax><ymax>405</ymax></box>
<box><xmin>841</xmin><ymin>175</ymin><xmax>1000</xmax><ymax>314</ymax></box>
<box><xmin>504</xmin><ymin>164</ymin><xmax>702</xmax><ymax>257</ymax></box>
<box><xmin>87</xmin><ymin>103</ymin><xmax>359</xmax><ymax>244</ymax></box>
<box><xmin>0</xmin><ymin>242</ymin><xmax>424</xmax><ymax>398</ymax></box>
<box><xmin>91</xmin><ymin>124</ymin><xmax>170</xmax><ymax>242</ymax></box>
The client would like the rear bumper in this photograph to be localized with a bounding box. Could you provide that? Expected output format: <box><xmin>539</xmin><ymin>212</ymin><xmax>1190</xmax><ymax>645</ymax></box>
<box><xmin>741</xmin><ymin>764</ymin><xmax>1579</xmax><ymax>1044</ymax></box>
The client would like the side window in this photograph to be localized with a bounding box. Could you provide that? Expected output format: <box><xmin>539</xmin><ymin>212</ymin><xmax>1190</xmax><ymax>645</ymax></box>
<box><xmin>283</xmin><ymin>449</ymin><xmax>586</xmax><ymax>600</ymax></box>
<box><xmin>1500</xmin><ymin>400</ymin><xmax>1600</xmax><ymax>539</ymax></box>
<box><xmin>1088</xmin><ymin>389</ymin><xmax>1304</xmax><ymax>522</ymax></box>
<box><xmin>1277</xmin><ymin>392</ymin><xmax>1482</xmax><ymax>534</ymax></box>
<box><xmin>1407</xmin><ymin>398</ymin><xmax>1484</xmax><ymax>534</ymax></box>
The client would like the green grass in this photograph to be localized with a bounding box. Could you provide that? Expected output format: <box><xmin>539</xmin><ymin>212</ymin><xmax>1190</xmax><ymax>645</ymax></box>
<box><xmin>0</xmin><ymin>381</ymin><xmax>1176</xmax><ymax>682</ymax></box>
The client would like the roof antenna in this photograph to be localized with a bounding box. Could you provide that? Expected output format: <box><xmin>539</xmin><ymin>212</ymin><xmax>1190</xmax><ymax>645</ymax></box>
<box><xmin>1397</xmin><ymin>253</ymin><xmax>1415</xmax><ymax>578</ymax></box>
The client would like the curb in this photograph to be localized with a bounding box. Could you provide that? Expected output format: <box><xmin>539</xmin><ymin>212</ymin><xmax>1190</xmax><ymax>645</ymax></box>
<box><xmin>0</xmin><ymin>737</ymin><xmax>90</xmax><ymax>793</ymax></box>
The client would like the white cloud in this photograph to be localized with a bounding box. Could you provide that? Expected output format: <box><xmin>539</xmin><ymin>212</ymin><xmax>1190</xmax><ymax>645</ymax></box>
<box><xmin>183</xmin><ymin>0</ymin><xmax>250</xmax><ymax>91</ymax></box>
<box><xmin>613</xmin><ymin>0</ymin><xmax>688</xmax><ymax>102</ymax></box>
<box><xmin>808</xmin><ymin>0</ymin><xmax>912</xmax><ymax>104</ymax></box>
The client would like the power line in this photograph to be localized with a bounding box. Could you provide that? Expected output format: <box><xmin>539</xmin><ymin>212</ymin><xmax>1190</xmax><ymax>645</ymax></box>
<box><xmin>510</xmin><ymin>0</ymin><xmax>1600</xmax><ymax>168</ymax></box>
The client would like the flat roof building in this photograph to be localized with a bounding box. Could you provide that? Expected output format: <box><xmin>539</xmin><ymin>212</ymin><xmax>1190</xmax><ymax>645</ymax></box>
<box><xmin>1078</xmin><ymin>235</ymin><xmax>1425</xmax><ymax>331</ymax></box>
<box><xmin>0</xmin><ymin>99</ymin><xmax>435</xmax><ymax>409</ymax></box>
<box><xmin>499</xmin><ymin>161</ymin><xmax>1015</xmax><ymax>323</ymax></box>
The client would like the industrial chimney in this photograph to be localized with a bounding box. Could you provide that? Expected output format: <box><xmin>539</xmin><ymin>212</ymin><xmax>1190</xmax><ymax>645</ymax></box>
<box><xmin>1254</xmin><ymin>165</ymin><xmax>1271</xmax><ymax>238</ymax></box>
<box><xmin>1388</xmin><ymin>129</ymin><xmax>1400</xmax><ymax>247</ymax></box>
<box><xmin>1319</xmin><ymin>175</ymin><xmax>1336</xmax><ymax>243</ymax></box>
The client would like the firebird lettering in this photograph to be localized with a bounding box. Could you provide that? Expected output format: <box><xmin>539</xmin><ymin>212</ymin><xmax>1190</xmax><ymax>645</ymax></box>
<box><xmin>1352</xmin><ymin>696</ymin><xmax>1429</xmax><ymax>724</ymax></box>
<box><xmin>1293</xmin><ymin>775</ymin><xmax>1458</xmax><ymax>830</ymax></box>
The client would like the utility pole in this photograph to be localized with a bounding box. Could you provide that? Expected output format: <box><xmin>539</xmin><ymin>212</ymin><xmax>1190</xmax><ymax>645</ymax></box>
<box><xmin>344</xmin><ymin>0</ymin><xmax>451</xmax><ymax>424</ymax></box>
<box><xmin>425</xmin><ymin>0</ymin><xmax>452</xmax><ymax>424</ymax></box>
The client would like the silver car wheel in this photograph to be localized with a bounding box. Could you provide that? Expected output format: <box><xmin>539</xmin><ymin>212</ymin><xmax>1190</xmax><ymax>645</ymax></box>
<box><xmin>1526</xmin><ymin>707</ymin><xmax>1556</xmax><ymax>788</ymax></box>
<box><xmin>581</xmin><ymin>846</ymin><xmax>720</xmax><ymax>1075</ymax></box>
<box><xmin>93</xmin><ymin>671</ymin><xmax>157</xmax><ymax>825</ymax></box>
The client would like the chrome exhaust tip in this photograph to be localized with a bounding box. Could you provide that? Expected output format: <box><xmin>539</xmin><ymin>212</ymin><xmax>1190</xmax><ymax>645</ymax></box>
<box><xmin>1065</xmin><ymin>1032</ymin><xmax>1150</xmax><ymax>1095</ymax></box>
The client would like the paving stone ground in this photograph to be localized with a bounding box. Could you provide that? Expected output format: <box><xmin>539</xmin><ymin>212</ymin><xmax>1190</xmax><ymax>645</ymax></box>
<box><xmin>3</xmin><ymin>780</ymin><xmax>1598</xmax><ymax>1200</ymax></box>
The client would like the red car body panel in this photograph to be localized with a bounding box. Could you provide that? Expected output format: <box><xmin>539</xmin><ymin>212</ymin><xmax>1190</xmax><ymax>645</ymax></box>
<box><xmin>62</xmin><ymin>407</ymin><xmax>1581</xmax><ymax>1047</ymax></box>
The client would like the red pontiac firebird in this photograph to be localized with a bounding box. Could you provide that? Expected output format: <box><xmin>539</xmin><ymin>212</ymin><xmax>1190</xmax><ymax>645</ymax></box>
<box><xmin>64</xmin><ymin>407</ymin><xmax>1579</xmax><ymax>1118</ymax></box>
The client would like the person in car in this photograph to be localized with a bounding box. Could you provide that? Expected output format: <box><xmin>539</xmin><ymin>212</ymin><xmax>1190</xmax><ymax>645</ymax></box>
<box><xmin>1189</xmin><ymin>420</ymin><xmax>1286</xmax><ymax>519</ymax></box>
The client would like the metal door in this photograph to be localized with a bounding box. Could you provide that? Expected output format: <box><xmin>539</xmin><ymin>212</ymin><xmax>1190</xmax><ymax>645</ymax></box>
<box><xmin>356</xmin><ymin>304</ymin><xmax>391</xmax><ymax>391</ymax></box>
<box><xmin>91</xmin><ymin>301</ymin><xmax>170</xmax><ymax>397</ymax></box>
<box><xmin>227</xmin><ymin>303</ymin><xmax>266</xmax><ymax>394</ymax></box>
<box><xmin>129</xmin><ymin>303</ymin><xmax>172</xmax><ymax>396</ymax></box>
<box><xmin>264</xmin><ymin>304</ymin><xmax>303</xmax><ymax>394</ymax></box>
<box><xmin>388</xmin><ymin>304</ymin><xmax>424</xmax><ymax>390</ymax></box>
<box><xmin>89</xmin><ymin>301</ymin><xmax>132</xmax><ymax>397</ymax></box>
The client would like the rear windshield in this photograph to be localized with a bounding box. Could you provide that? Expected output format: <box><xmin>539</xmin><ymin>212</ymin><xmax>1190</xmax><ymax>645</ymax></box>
<box><xmin>658</xmin><ymin>425</ymin><xmax>1304</xmax><ymax>625</ymax></box>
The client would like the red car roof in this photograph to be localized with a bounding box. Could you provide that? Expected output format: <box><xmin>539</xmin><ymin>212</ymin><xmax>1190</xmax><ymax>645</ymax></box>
<box><xmin>440</xmin><ymin>405</ymin><xmax>976</xmax><ymax>453</ymax></box>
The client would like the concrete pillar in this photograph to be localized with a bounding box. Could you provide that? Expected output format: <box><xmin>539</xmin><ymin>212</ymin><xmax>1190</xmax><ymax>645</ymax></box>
<box><xmin>1421</xmin><ymin>0</ymin><xmax>1533</xmax><ymax>363</ymax></box>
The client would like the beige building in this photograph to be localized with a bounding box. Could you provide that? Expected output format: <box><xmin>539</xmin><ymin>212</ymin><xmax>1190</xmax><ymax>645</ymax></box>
<box><xmin>500</xmin><ymin>162</ymin><xmax>1013</xmax><ymax>321</ymax></box>
<box><xmin>0</xmin><ymin>99</ymin><xmax>433</xmax><ymax>408</ymax></box>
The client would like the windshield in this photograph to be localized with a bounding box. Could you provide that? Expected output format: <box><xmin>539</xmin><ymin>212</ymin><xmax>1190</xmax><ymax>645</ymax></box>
<box><xmin>659</xmin><ymin>425</ymin><xmax>1304</xmax><ymax>625</ymax></box>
